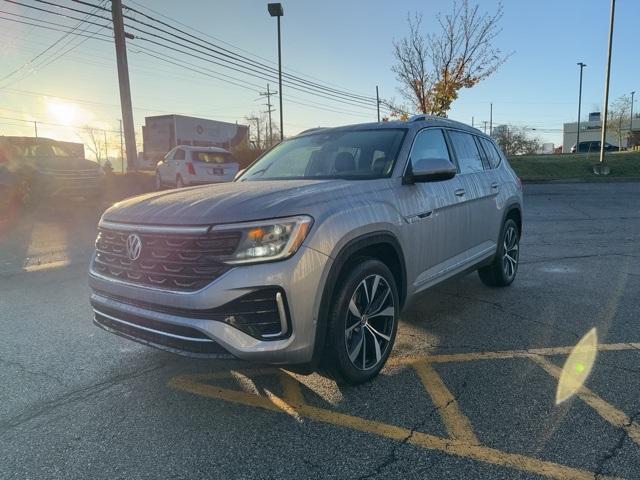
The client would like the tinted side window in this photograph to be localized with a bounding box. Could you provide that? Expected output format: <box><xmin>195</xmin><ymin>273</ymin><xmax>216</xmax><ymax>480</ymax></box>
<box><xmin>480</xmin><ymin>137</ymin><xmax>502</xmax><ymax>169</ymax></box>
<box><xmin>174</xmin><ymin>148</ymin><xmax>186</xmax><ymax>160</ymax></box>
<box><xmin>448</xmin><ymin>131</ymin><xmax>484</xmax><ymax>173</ymax></box>
<box><xmin>410</xmin><ymin>129</ymin><xmax>451</xmax><ymax>163</ymax></box>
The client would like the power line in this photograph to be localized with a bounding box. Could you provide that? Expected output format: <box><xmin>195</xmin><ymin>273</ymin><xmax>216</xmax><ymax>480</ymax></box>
<box><xmin>0</xmin><ymin>12</ymin><xmax>112</xmax><ymax>42</ymax></box>
<box><xmin>2</xmin><ymin>0</ymin><xmax>112</xmax><ymax>30</ymax></box>
<box><xmin>0</xmin><ymin>1</ymin><xmax>109</xmax><ymax>87</ymax></box>
<box><xmin>127</xmin><ymin>0</ymin><xmax>373</xmax><ymax>99</ymax></box>
<box><xmin>3</xmin><ymin>1</ymin><xmax>383</xmax><ymax>113</ymax></box>
<box><xmin>117</xmin><ymin>1</ymin><xmax>377</xmax><ymax>103</ymax></box>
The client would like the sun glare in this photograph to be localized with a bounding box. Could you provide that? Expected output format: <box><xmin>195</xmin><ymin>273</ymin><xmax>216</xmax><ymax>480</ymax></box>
<box><xmin>46</xmin><ymin>100</ymin><xmax>80</xmax><ymax>126</ymax></box>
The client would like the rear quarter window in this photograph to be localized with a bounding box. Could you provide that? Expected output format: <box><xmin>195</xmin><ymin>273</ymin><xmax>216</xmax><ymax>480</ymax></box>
<box><xmin>480</xmin><ymin>137</ymin><xmax>503</xmax><ymax>169</ymax></box>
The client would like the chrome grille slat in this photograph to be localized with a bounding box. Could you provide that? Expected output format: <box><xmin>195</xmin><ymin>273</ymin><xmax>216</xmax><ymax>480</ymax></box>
<box><xmin>93</xmin><ymin>226</ymin><xmax>240</xmax><ymax>291</ymax></box>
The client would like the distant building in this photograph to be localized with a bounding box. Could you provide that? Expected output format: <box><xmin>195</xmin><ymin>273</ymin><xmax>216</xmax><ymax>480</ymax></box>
<box><xmin>141</xmin><ymin>115</ymin><xmax>249</xmax><ymax>167</ymax></box>
<box><xmin>562</xmin><ymin>111</ymin><xmax>640</xmax><ymax>153</ymax></box>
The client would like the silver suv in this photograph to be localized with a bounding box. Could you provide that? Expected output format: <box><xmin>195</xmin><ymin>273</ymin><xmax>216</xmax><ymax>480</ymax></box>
<box><xmin>89</xmin><ymin>116</ymin><xmax>522</xmax><ymax>384</ymax></box>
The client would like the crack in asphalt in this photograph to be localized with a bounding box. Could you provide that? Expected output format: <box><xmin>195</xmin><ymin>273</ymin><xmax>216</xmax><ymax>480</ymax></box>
<box><xmin>354</xmin><ymin>400</ymin><xmax>457</xmax><ymax>479</ymax></box>
<box><xmin>435</xmin><ymin>290</ymin><xmax>582</xmax><ymax>341</ymax></box>
<box><xmin>0</xmin><ymin>357</ymin><xmax>63</xmax><ymax>384</ymax></box>
<box><xmin>0</xmin><ymin>361</ymin><xmax>167</xmax><ymax>435</ymax></box>
<box><xmin>520</xmin><ymin>252</ymin><xmax>639</xmax><ymax>265</ymax></box>
<box><xmin>594</xmin><ymin>410</ymin><xmax>640</xmax><ymax>479</ymax></box>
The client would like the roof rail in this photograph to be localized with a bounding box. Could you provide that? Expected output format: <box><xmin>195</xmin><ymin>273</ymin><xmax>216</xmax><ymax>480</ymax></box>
<box><xmin>298</xmin><ymin>127</ymin><xmax>327</xmax><ymax>135</ymax></box>
<box><xmin>408</xmin><ymin>114</ymin><xmax>430</xmax><ymax>122</ymax></box>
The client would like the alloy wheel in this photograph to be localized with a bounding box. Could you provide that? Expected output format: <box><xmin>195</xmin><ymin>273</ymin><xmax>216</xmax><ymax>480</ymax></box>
<box><xmin>502</xmin><ymin>225</ymin><xmax>519</xmax><ymax>280</ymax></box>
<box><xmin>344</xmin><ymin>274</ymin><xmax>395</xmax><ymax>370</ymax></box>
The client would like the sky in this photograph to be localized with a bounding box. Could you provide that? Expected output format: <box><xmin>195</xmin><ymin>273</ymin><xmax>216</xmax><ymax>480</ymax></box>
<box><xmin>0</xmin><ymin>0</ymin><xmax>638</xmax><ymax>155</ymax></box>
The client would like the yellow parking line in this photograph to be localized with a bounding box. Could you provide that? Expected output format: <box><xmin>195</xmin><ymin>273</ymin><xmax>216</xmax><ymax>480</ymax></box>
<box><xmin>413</xmin><ymin>361</ymin><xmax>479</xmax><ymax>444</ymax></box>
<box><xmin>298</xmin><ymin>403</ymin><xmax>616</xmax><ymax>480</ymax></box>
<box><xmin>168</xmin><ymin>374</ymin><xmax>280</xmax><ymax>412</ymax></box>
<box><xmin>168</xmin><ymin>371</ymin><xmax>620</xmax><ymax>480</ymax></box>
<box><xmin>528</xmin><ymin>354</ymin><xmax>640</xmax><ymax>447</ymax></box>
<box><xmin>280</xmin><ymin>371</ymin><xmax>305</xmax><ymax>407</ymax></box>
<box><xmin>387</xmin><ymin>342</ymin><xmax>640</xmax><ymax>367</ymax></box>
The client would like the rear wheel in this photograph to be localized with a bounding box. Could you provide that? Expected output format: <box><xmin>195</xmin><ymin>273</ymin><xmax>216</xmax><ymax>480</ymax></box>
<box><xmin>321</xmin><ymin>259</ymin><xmax>399</xmax><ymax>384</ymax></box>
<box><xmin>478</xmin><ymin>218</ymin><xmax>520</xmax><ymax>287</ymax></box>
<box><xmin>175</xmin><ymin>175</ymin><xmax>184</xmax><ymax>189</ymax></box>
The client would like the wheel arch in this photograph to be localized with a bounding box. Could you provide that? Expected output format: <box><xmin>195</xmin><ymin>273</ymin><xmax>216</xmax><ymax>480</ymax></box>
<box><xmin>503</xmin><ymin>202</ymin><xmax>522</xmax><ymax>235</ymax></box>
<box><xmin>307</xmin><ymin>231</ymin><xmax>407</xmax><ymax>370</ymax></box>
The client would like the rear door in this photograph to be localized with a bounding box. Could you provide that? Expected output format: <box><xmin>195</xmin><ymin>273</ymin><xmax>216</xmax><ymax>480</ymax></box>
<box><xmin>158</xmin><ymin>148</ymin><xmax>175</xmax><ymax>183</ymax></box>
<box><xmin>446</xmin><ymin>130</ymin><xmax>499</xmax><ymax>258</ymax></box>
<box><xmin>396</xmin><ymin>128</ymin><xmax>467</xmax><ymax>289</ymax></box>
<box><xmin>477</xmin><ymin>136</ymin><xmax>507</xmax><ymax>244</ymax></box>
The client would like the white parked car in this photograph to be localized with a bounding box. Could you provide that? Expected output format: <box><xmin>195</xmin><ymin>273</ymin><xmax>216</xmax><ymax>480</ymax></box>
<box><xmin>155</xmin><ymin>146</ymin><xmax>239</xmax><ymax>189</ymax></box>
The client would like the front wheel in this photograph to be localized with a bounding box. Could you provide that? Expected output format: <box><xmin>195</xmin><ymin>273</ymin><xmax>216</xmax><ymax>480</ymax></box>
<box><xmin>478</xmin><ymin>218</ymin><xmax>520</xmax><ymax>287</ymax></box>
<box><xmin>155</xmin><ymin>172</ymin><xmax>163</xmax><ymax>191</ymax></box>
<box><xmin>321</xmin><ymin>259</ymin><xmax>399</xmax><ymax>384</ymax></box>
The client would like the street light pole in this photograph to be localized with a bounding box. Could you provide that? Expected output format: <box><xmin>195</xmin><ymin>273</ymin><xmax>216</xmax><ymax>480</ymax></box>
<box><xmin>268</xmin><ymin>3</ymin><xmax>284</xmax><ymax>141</ymax></box>
<box><xmin>576</xmin><ymin>62</ymin><xmax>587</xmax><ymax>153</ymax></box>
<box><xmin>630</xmin><ymin>91</ymin><xmax>635</xmax><ymax>146</ymax></box>
<box><xmin>598</xmin><ymin>0</ymin><xmax>616</xmax><ymax>170</ymax></box>
<box><xmin>489</xmin><ymin>102</ymin><xmax>493</xmax><ymax>136</ymax></box>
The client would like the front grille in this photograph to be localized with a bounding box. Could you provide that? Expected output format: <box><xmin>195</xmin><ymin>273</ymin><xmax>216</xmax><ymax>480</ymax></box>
<box><xmin>93</xmin><ymin>227</ymin><xmax>240</xmax><ymax>291</ymax></box>
<box><xmin>93</xmin><ymin>307</ymin><xmax>231</xmax><ymax>356</ymax></box>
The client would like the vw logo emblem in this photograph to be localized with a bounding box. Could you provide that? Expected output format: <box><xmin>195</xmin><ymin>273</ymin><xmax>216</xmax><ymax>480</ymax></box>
<box><xmin>126</xmin><ymin>234</ymin><xmax>142</xmax><ymax>261</ymax></box>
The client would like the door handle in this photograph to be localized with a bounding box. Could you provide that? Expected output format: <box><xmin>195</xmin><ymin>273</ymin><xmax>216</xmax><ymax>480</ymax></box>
<box><xmin>454</xmin><ymin>188</ymin><xmax>465</xmax><ymax>197</ymax></box>
<box><xmin>490</xmin><ymin>182</ymin><xmax>500</xmax><ymax>190</ymax></box>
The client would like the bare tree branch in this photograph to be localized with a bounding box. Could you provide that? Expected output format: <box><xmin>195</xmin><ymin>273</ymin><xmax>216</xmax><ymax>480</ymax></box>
<box><xmin>392</xmin><ymin>1</ymin><xmax>511</xmax><ymax>116</ymax></box>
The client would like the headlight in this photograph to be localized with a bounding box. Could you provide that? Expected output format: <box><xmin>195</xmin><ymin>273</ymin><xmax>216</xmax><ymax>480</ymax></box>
<box><xmin>213</xmin><ymin>215</ymin><xmax>314</xmax><ymax>265</ymax></box>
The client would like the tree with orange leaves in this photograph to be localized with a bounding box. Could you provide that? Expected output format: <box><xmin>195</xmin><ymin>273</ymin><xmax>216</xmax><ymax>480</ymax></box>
<box><xmin>392</xmin><ymin>1</ymin><xmax>509</xmax><ymax>117</ymax></box>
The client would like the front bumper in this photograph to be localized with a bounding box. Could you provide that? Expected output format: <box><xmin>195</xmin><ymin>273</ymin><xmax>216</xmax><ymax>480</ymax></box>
<box><xmin>89</xmin><ymin>245</ymin><xmax>332</xmax><ymax>364</ymax></box>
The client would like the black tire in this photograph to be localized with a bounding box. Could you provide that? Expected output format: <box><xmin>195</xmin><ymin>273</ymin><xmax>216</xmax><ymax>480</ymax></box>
<box><xmin>175</xmin><ymin>175</ymin><xmax>184</xmax><ymax>189</ymax></box>
<box><xmin>320</xmin><ymin>258</ymin><xmax>399</xmax><ymax>385</ymax></box>
<box><xmin>155</xmin><ymin>172</ymin><xmax>163</xmax><ymax>191</ymax></box>
<box><xmin>478</xmin><ymin>218</ymin><xmax>520</xmax><ymax>287</ymax></box>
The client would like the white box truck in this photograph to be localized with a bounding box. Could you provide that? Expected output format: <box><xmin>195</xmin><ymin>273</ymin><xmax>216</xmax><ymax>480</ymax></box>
<box><xmin>140</xmin><ymin>115</ymin><xmax>249</xmax><ymax>169</ymax></box>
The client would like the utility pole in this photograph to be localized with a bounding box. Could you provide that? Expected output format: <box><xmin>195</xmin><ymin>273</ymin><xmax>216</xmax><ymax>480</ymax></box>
<box><xmin>247</xmin><ymin>117</ymin><xmax>261</xmax><ymax>149</ymax></box>
<box><xmin>471</xmin><ymin>116</ymin><xmax>474</xmax><ymax>128</ymax></box>
<box><xmin>597</xmin><ymin>0</ymin><xmax>615</xmax><ymax>171</ymax></box>
<box><xmin>483</xmin><ymin>121</ymin><xmax>488</xmax><ymax>134</ymax></box>
<box><xmin>576</xmin><ymin>62</ymin><xmax>587</xmax><ymax>153</ymax></box>
<box><xmin>630</xmin><ymin>91</ymin><xmax>635</xmax><ymax>146</ymax></box>
<box><xmin>489</xmin><ymin>102</ymin><xmax>493</xmax><ymax>136</ymax></box>
<box><xmin>259</xmin><ymin>84</ymin><xmax>277</xmax><ymax>146</ymax></box>
<box><xmin>111</xmin><ymin>0</ymin><xmax>137</xmax><ymax>172</ymax></box>
<box><xmin>103</xmin><ymin>129</ymin><xmax>108</xmax><ymax>167</ymax></box>
<box><xmin>376</xmin><ymin>86</ymin><xmax>380</xmax><ymax>122</ymax></box>
<box><xmin>33</xmin><ymin>120</ymin><xmax>38</xmax><ymax>138</ymax></box>
<box><xmin>119</xmin><ymin>119</ymin><xmax>124</xmax><ymax>173</ymax></box>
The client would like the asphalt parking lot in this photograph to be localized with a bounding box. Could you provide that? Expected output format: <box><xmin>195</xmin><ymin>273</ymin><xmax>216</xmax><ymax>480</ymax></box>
<box><xmin>1</xmin><ymin>182</ymin><xmax>639</xmax><ymax>479</ymax></box>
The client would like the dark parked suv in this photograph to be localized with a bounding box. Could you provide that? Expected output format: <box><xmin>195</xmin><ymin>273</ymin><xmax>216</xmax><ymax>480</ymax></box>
<box><xmin>570</xmin><ymin>140</ymin><xmax>619</xmax><ymax>153</ymax></box>
<box><xmin>89</xmin><ymin>115</ymin><xmax>523</xmax><ymax>383</ymax></box>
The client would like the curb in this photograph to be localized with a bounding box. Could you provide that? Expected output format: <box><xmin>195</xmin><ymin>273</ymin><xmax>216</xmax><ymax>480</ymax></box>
<box><xmin>522</xmin><ymin>177</ymin><xmax>640</xmax><ymax>184</ymax></box>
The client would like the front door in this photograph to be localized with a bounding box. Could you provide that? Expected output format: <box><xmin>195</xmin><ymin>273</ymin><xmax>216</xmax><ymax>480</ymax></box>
<box><xmin>396</xmin><ymin>128</ymin><xmax>468</xmax><ymax>291</ymax></box>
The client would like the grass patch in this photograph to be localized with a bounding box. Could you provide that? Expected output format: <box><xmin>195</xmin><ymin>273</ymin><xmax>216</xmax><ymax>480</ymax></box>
<box><xmin>508</xmin><ymin>151</ymin><xmax>640</xmax><ymax>181</ymax></box>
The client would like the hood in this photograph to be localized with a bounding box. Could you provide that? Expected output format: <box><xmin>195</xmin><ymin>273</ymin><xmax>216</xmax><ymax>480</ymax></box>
<box><xmin>35</xmin><ymin>156</ymin><xmax>99</xmax><ymax>171</ymax></box>
<box><xmin>102</xmin><ymin>179</ymin><xmax>385</xmax><ymax>226</ymax></box>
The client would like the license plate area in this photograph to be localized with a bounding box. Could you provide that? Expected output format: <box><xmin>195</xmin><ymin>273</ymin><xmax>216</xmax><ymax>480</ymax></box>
<box><xmin>209</xmin><ymin>167</ymin><xmax>224</xmax><ymax>175</ymax></box>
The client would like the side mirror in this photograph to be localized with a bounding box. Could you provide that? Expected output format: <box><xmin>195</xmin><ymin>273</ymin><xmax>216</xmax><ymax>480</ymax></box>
<box><xmin>404</xmin><ymin>157</ymin><xmax>457</xmax><ymax>184</ymax></box>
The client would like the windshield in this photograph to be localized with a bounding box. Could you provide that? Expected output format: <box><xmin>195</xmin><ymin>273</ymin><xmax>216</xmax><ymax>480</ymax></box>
<box><xmin>4</xmin><ymin>140</ymin><xmax>73</xmax><ymax>159</ymax></box>
<box><xmin>192</xmin><ymin>151</ymin><xmax>233</xmax><ymax>164</ymax></box>
<box><xmin>240</xmin><ymin>128</ymin><xmax>406</xmax><ymax>181</ymax></box>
